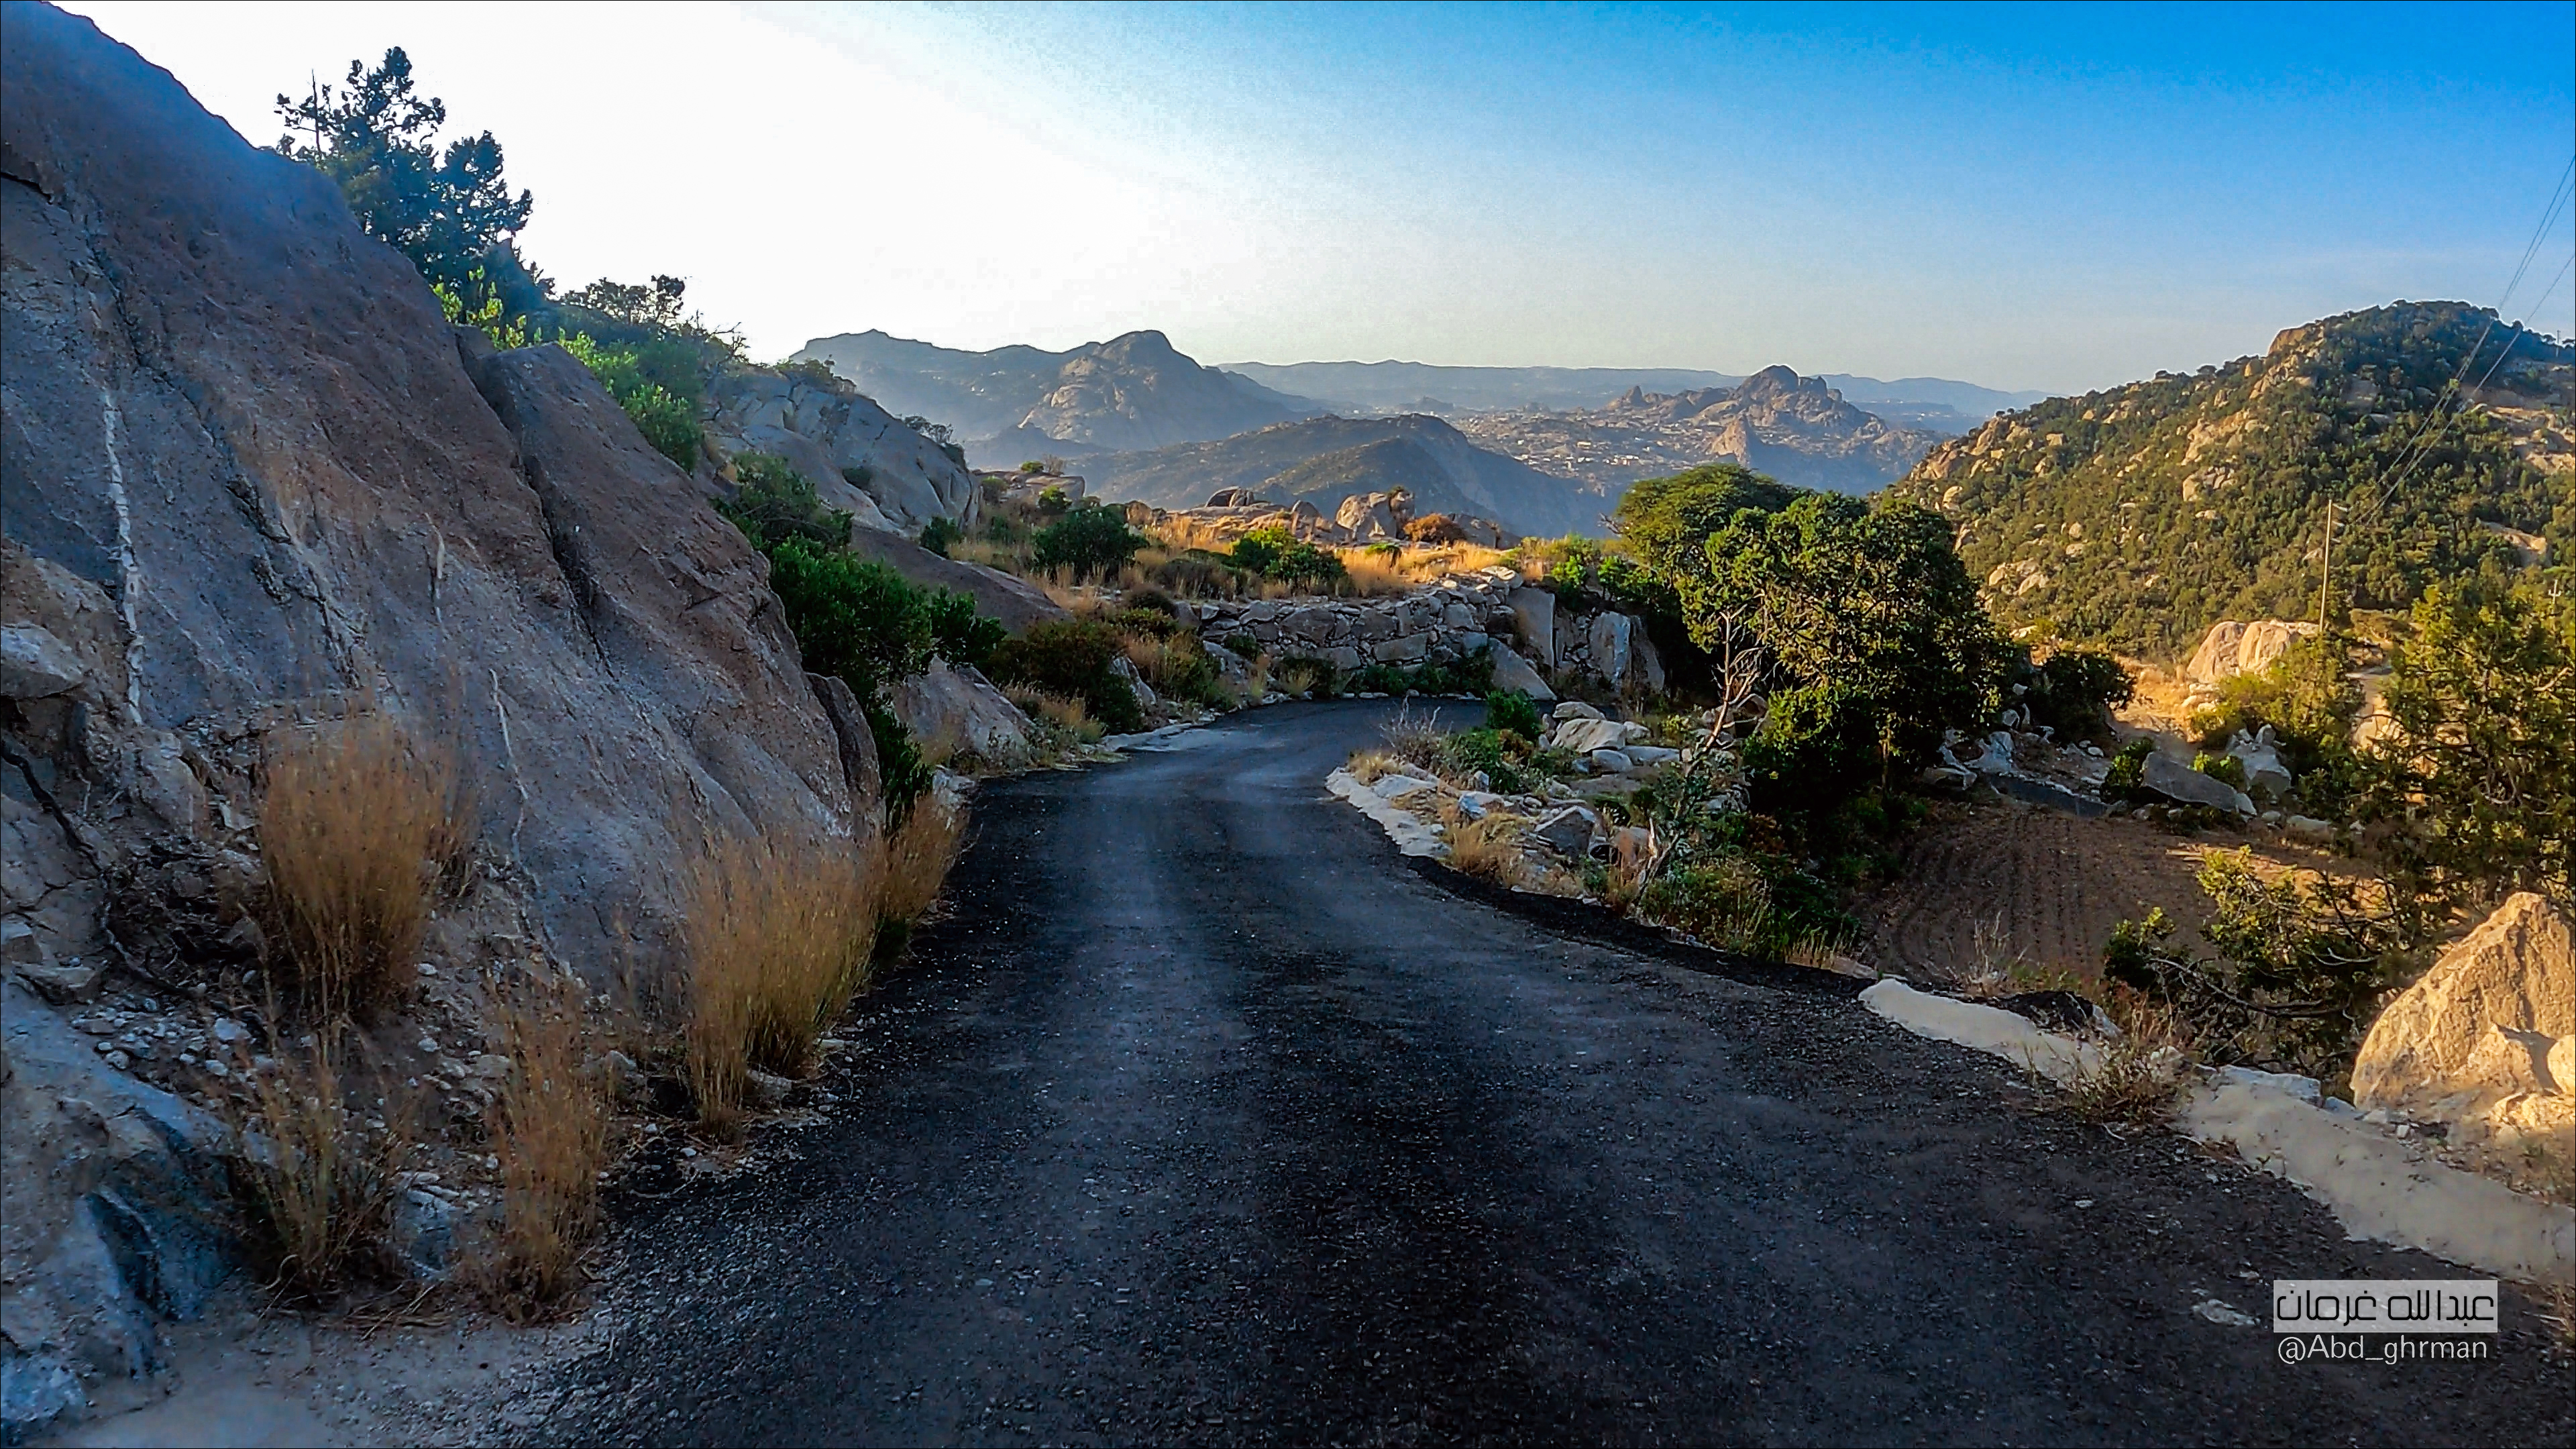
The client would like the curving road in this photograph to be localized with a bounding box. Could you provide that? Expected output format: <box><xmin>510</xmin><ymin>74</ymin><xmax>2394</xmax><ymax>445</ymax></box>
<box><xmin>537</xmin><ymin>702</ymin><xmax>2563</xmax><ymax>1446</ymax></box>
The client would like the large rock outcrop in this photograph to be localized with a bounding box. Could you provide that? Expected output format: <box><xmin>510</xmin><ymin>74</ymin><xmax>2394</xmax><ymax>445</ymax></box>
<box><xmin>2184</xmin><ymin>619</ymin><xmax>2320</xmax><ymax>690</ymax></box>
<box><xmin>703</xmin><ymin>365</ymin><xmax>980</xmax><ymax>534</ymax></box>
<box><xmin>2351</xmin><ymin>894</ymin><xmax>2574</xmax><ymax>1148</ymax></box>
<box><xmin>1</xmin><ymin>5</ymin><xmax>877</xmax><ymax>1424</ymax></box>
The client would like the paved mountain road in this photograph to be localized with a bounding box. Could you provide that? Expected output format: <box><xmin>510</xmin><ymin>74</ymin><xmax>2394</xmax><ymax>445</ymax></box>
<box><xmin>535</xmin><ymin>702</ymin><xmax>2564</xmax><ymax>1446</ymax></box>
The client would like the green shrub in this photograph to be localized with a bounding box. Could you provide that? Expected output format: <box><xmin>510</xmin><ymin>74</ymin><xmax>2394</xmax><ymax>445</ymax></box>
<box><xmin>2192</xmin><ymin>752</ymin><xmax>2247</xmax><ymax>791</ymax></box>
<box><xmin>1019</xmin><ymin>460</ymin><xmax>1046</xmax><ymax>473</ymax></box>
<box><xmin>1485</xmin><ymin>689</ymin><xmax>1544</xmax><ymax>740</ymax></box>
<box><xmin>2023</xmin><ymin>647</ymin><xmax>2135</xmax><ymax>737</ymax></box>
<box><xmin>751</xmin><ymin>536</ymin><xmax>1003</xmax><ymax>823</ymax></box>
<box><xmin>918</xmin><ymin>517</ymin><xmax>963</xmax><ymax>557</ymax></box>
<box><xmin>563</xmin><ymin>334</ymin><xmax>704</xmax><ymax>472</ymax></box>
<box><xmin>2104</xmin><ymin>736</ymin><xmax>2154</xmax><ymax>798</ymax></box>
<box><xmin>1030</xmin><ymin>503</ymin><xmax>1146</xmax><ymax>578</ymax></box>
<box><xmin>1744</xmin><ymin>682</ymin><xmax>1880</xmax><ymax>810</ymax></box>
<box><xmin>1227</xmin><ymin>526</ymin><xmax>1346</xmax><ymax>588</ymax></box>
<box><xmin>1639</xmin><ymin>856</ymin><xmax>1773</xmax><ymax>953</ymax></box>
<box><xmin>720</xmin><ymin>454</ymin><xmax>850</xmax><ymax>550</ymax></box>
<box><xmin>1444</xmin><ymin>727</ymin><xmax>1540</xmax><ymax>792</ymax></box>
<box><xmin>988</xmin><ymin>621</ymin><xmax>1143</xmax><ymax>733</ymax></box>
<box><xmin>923</xmin><ymin>590</ymin><xmax>1006</xmax><ymax>672</ymax></box>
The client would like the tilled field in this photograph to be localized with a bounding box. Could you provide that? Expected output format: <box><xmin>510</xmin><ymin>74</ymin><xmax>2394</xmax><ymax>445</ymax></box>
<box><xmin>1854</xmin><ymin>800</ymin><xmax>2351</xmax><ymax>986</ymax></box>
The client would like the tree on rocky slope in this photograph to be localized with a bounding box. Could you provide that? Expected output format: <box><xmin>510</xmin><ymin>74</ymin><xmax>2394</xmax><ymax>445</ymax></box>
<box><xmin>2361</xmin><ymin>580</ymin><xmax>2575</xmax><ymax>920</ymax></box>
<box><xmin>276</xmin><ymin>48</ymin><xmax>534</xmax><ymax>311</ymax></box>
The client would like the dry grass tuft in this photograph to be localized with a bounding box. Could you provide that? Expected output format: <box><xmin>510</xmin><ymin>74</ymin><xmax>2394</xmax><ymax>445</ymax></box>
<box><xmin>1344</xmin><ymin>749</ymin><xmax>1401</xmax><ymax>784</ymax></box>
<box><xmin>1276</xmin><ymin>659</ymin><xmax>1327</xmax><ymax>696</ymax></box>
<box><xmin>880</xmin><ymin>796</ymin><xmax>968</xmax><ymax>935</ymax></box>
<box><xmin>227</xmin><ymin>1025</ymin><xmax>420</xmax><ymax>1301</ymax></box>
<box><xmin>2047</xmin><ymin>988</ymin><xmax>2191</xmax><ymax>1124</ymax></box>
<box><xmin>681</xmin><ymin>830</ymin><xmax>880</xmax><ymax>1135</ymax></box>
<box><xmin>1004</xmin><ymin>684</ymin><xmax>1105</xmax><ymax>747</ymax></box>
<box><xmin>478</xmin><ymin>971</ymin><xmax>612</xmax><ymax>1320</ymax></box>
<box><xmin>1377</xmin><ymin>705</ymin><xmax>1451</xmax><ymax>773</ymax></box>
<box><xmin>1444</xmin><ymin>813</ymin><xmax>1531</xmax><ymax>886</ymax></box>
<box><xmin>260</xmin><ymin>715</ymin><xmax>472</xmax><ymax>1020</ymax></box>
<box><xmin>1336</xmin><ymin>549</ymin><xmax>1413</xmax><ymax>596</ymax></box>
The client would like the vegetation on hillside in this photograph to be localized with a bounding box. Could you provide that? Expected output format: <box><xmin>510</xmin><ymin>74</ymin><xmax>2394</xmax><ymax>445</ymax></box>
<box><xmin>1890</xmin><ymin>303</ymin><xmax>2573</xmax><ymax>655</ymax></box>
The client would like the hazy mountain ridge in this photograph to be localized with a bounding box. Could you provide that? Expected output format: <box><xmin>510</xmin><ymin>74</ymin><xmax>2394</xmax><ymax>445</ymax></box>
<box><xmin>794</xmin><ymin>328</ymin><xmax>1315</xmax><ymax>456</ymax></box>
<box><xmin>1455</xmin><ymin>364</ymin><xmax>1949</xmax><ymax>496</ymax></box>
<box><xmin>1084</xmin><ymin>414</ymin><xmax>1620</xmax><ymax>539</ymax></box>
<box><xmin>1220</xmin><ymin>358</ymin><xmax>2041</xmax><ymax>427</ymax></box>
<box><xmin>1886</xmin><ymin>301</ymin><xmax>2575</xmax><ymax>654</ymax></box>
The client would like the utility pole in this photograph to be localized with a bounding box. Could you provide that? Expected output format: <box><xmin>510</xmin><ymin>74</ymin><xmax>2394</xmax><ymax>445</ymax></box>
<box><xmin>2318</xmin><ymin>500</ymin><xmax>2333</xmax><ymax>633</ymax></box>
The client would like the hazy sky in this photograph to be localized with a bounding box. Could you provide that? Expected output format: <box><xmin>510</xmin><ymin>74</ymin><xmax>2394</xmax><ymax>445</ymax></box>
<box><xmin>68</xmin><ymin>1</ymin><xmax>2576</xmax><ymax>394</ymax></box>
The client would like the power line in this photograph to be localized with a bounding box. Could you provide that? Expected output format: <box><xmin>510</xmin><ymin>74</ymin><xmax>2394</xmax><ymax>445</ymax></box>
<box><xmin>2365</xmin><ymin>156</ymin><xmax>2576</xmax><ymax>514</ymax></box>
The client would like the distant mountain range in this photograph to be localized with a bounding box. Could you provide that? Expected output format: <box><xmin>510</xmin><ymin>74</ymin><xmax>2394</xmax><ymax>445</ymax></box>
<box><xmin>1083</xmin><ymin>415</ymin><xmax>1619</xmax><ymax>539</ymax></box>
<box><xmin>790</xmin><ymin>327</ymin><xmax>2055</xmax><ymax>535</ymax></box>
<box><xmin>792</xmin><ymin>329</ymin><xmax>1313</xmax><ymax>455</ymax></box>
<box><xmin>1456</xmin><ymin>365</ymin><xmax>1947</xmax><ymax>497</ymax></box>
<box><xmin>1886</xmin><ymin>301</ymin><xmax>2575</xmax><ymax>654</ymax></box>
<box><xmin>1219</xmin><ymin>360</ymin><xmax>2043</xmax><ymax>431</ymax></box>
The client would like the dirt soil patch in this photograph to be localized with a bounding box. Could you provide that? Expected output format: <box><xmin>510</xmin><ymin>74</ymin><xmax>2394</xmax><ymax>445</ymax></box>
<box><xmin>1855</xmin><ymin>800</ymin><xmax>2360</xmax><ymax>987</ymax></box>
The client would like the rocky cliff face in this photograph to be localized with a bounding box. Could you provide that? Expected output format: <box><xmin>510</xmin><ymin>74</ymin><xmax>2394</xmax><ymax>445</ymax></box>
<box><xmin>703</xmin><ymin>365</ymin><xmax>981</xmax><ymax>534</ymax></box>
<box><xmin>1</xmin><ymin>6</ymin><xmax>873</xmax><ymax>1419</ymax></box>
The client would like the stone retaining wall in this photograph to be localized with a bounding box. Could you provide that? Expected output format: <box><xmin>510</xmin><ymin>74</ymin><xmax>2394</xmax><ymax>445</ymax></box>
<box><xmin>1187</xmin><ymin>568</ymin><xmax>1664</xmax><ymax>693</ymax></box>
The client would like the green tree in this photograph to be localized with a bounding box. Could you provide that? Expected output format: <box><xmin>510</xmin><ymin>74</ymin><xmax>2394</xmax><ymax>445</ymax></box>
<box><xmin>1030</xmin><ymin>504</ymin><xmax>1147</xmax><ymax>578</ymax></box>
<box><xmin>2361</xmin><ymin>581</ymin><xmax>2575</xmax><ymax>910</ymax></box>
<box><xmin>276</xmin><ymin>48</ymin><xmax>533</xmax><ymax>310</ymax></box>
<box><xmin>1682</xmin><ymin>492</ymin><xmax>2006</xmax><ymax>781</ymax></box>
<box><xmin>1611</xmin><ymin>463</ymin><xmax>1802</xmax><ymax>575</ymax></box>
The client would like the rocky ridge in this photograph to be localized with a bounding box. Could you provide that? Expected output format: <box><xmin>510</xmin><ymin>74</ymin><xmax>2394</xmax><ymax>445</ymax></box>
<box><xmin>1087</xmin><ymin>413</ymin><xmax>1615</xmax><ymax>539</ymax></box>
<box><xmin>1455</xmin><ymin>365</ymin><xmax>1947</xmax><ymax>497</ymax></box>
<box><xmin>794</xmin><ymin>328</ymin><xmax>1312</xmax><ymax>457</ymax></box>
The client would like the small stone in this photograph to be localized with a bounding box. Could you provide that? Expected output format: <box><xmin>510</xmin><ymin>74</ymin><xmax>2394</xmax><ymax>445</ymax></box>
<box><xmin>418</xmin><ymin>963</ymin><xmax>439</xmax><ymax>977</ymax></box>
<box><xmin>15</xmin><ymin>960</ymin><xmax>104</xmax><ymax>1005</ymax></box>
<box><xmin>210</xmin><ymin>1018</ymin><xmax>250</xmax><ymax>1044</ymax></box>
<box><xmin>203</xmin><ymin>1059</ymin><xmax>229</xmax><ymax>1079</ymax></box>
<box><xmin>416</xmin><ymin>1036</ymin><xmax>440</xmax><ymax>1055</ymax></box>
<box><xmin>103</xmin><ymin>1050</ymin><xmax>131</xmax><ymax>1071</ymax></box>
<box><xmin>744</xmin><ymin>1069</ymin><xmax>794</xmax><ymax>1110</ymax></box>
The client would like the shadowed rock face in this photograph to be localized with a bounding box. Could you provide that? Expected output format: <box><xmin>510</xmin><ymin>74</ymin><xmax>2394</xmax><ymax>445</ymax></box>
<box><xmin>3</xmin><ymin>5</ymin><xmax>878</xmax><ymax>1420</ymax></box>
<box><xmin>3</xmin><ymin>2</ymin><xmax>872</xmax><ymax>975</ymax></box>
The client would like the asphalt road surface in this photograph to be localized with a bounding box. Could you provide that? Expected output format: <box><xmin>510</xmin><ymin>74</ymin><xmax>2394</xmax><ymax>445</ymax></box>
<box><xmin>535</xmin><ymin>701</ymin><xmax>2567</xmax><ymax>1447</ymax></box>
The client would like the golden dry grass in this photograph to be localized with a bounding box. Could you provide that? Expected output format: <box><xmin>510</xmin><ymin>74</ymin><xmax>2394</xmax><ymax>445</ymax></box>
<box><xmin>1444</xmin><ymin>813</ymin><xmax>1531</xmax><ymax>886</ymax></box>
<box><xmin>681</xmin><ymin>830</ymin><xmax>880</xmax><ymax>1135</ymax></box>
<box><xmin>880</xmin><ymin>796</ymin><xmax>968</xmax><ymax>932</ymax></box>
<box><xmin>1335</xmin><ymin>549</ymin><xmax>1413</xmax><ymax>596</ymax></box>
<box><xmin>477</xmin><ymin>971</ymin><xmax>611</xmax><ymax>1320</ymax></box>
<box><xmin>2047</xmin><ymin>988</ymin><xmax>2192</xmax><ymax>1124</ymax></box>
<box><xmin>260</xmin><ymin>715</ymin><xmax>472</xmax><ymax>1020</ymax></box>
<box><xmin>226</xmin><ymin>1025</ymin><xmax>419</xmax><ymax>1300</ymax></box>
<box><xmin>1344</xmin><ymin>748</ymin><xmax>1400</xmax><ymax>784</ymax></box>
<box><xmin>1004</xmin><ymin>684</ymin><xmax>1106</xmax><ymax>745</ymax></box>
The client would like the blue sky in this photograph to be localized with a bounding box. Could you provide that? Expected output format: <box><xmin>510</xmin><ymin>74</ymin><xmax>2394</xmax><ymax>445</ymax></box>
<box><xmin>72</xmin><ymin>1</ymin><xmax>2576</xmax><ymax>393</ymax></box>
